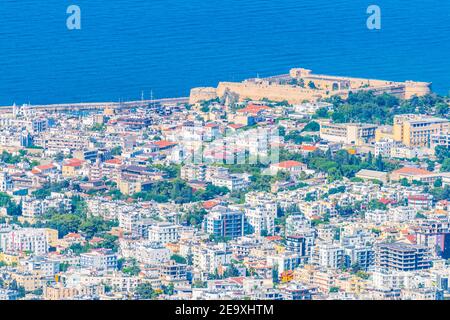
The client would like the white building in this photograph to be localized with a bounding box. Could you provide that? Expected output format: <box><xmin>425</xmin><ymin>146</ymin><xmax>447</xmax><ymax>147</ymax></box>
<box><xmin>148</xmin><ymin>223</ymin><xmax>181</xmax><ymax>244</ymax></box>
<box><xmin>0</xmin><ymin>228</ymin><xmax>48</xmax><ymax>255</ymax></box>
<box><xmin>22</xmin><ymin>194</ymin><xmax>72</xmax><ymax>219</ymax></box>
<box><xmin>80</xmin><ymin>250</ymin><xmax>118</xmax><ymax>271</ymax></box>
<box><xmin>244</xmin><ymin>194</ymin><xmax>277</xmax><ymax>237</ymax></box>
<box><xmin>372</xmin><ymin>270</ymin><xmax>413</xmax><ymax>290</ymax></box>
<box><xmin>316</xmin><ymin>243</ymin><xmax>345</xmax><ymax>269</ymax></box>
<box><xmin>193</xmin><ymin>243</ymin><xmax>232</xmax><ymax>274</ymax></box>
<box><xmin>0</xmin><ymin>171</ymin><xmax>13</xmax><ymax>192</ymax></box>
<box><xmin>211</xmin><ymin>174</ymin><xmax>249</xmax><ymax>192</ymax></box>
<box><xmin>245</xmin><ymin>205</ymin><xmax>276</xmax><ymax>236</ymax></box>
<box><xmin>365</xmin><ymin>210</ymin><xmax>389</xmax><ymax>224</ymax></box>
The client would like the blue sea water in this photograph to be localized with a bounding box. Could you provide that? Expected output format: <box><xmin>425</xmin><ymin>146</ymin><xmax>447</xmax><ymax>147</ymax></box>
<box><xmin>0</xmin><ymin>0</ymin><xmax>449</xmax><ymax>105</ymax></box>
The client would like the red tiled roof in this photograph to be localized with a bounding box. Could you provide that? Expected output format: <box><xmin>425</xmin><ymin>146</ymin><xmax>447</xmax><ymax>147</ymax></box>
<box><xmin>203</xmin><ymin>200</ymin><xmax>219</xmax><ymax>209</ymax></box>
<box><xmin>300</xmin><ymin>145</ymin><xmax>318</xmax><ymax>151</ymax></box>
<box><xmin>64</xmin><ymin>158</ymin><xmax>84</xmax><ymax>167</ymax></box>
<box><xmin>405</xmin><ymin>235</ymin><xmax>417</xmax><ymax>244</ymax></box>
<box><xmin>64</xmin><ymin>233</ymin><xmax>82</xmax><ymax>239</ymax></box>
<box><xmin>35</xmin><ymin>163</ymin><xmax>55</xmax><ymax>171</ymax></box>
<box><xmin>266</xmin><ymin>235</ymin><xmax>282</xmax><ymax>241</ymax></box>
<box><xmin>89</xmin><ymin>237</ymin><xmax>104</xmax><ymax>244</ymax></box>
<box><xmin>153</xmin><ymin>140</ymin><xmax>178</xmax><ymax>148</ymax></box>
<box><xmin>229</xmin><ymin>277</ymin><xmax>245</xmax><ymax>285</ymax></box>
<box><xmin>392</xmin><ymin>167</ymin><xmax>431</xmax><ymax>176</ymax></box>
<box><xmin>273</xmin><ymin>160</ymin><xmax>305</xmax><ymax>169</ymax></box>
<box><xmin>105</xmin><ymin>158</ymin><xmax>122</xmax><ymax>165</ymax></box>
<box><xmin>379</xmin><ymin>198</ymin><xmax>396</xmax><ymax>205</ymax></box>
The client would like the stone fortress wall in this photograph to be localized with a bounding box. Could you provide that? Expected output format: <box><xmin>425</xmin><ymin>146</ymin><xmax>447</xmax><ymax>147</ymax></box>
<box><xmin>189</xmin><ymin>68</ymin><xmax>432</xmax><ymax>104</ymax></box>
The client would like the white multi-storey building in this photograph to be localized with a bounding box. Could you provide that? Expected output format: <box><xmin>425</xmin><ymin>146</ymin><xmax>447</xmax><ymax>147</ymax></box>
<box><xmin>316</xmin><ymin>243</ymin><xmax>345</xmax><ymax>269</ymax></box>
<box><xmin>193</xmin><ymin>243</ymin><xmax>232</xmax><ymax>274</ymax></box>
<box><xmin>148</xmin><ymin>223</ymin><xmax>181</xmax><ymax>244</ymax></box>
<box><xmin>22</xmin><ymin>194</ymin><xmax>72</xmax><ymax>218</ymax></box>
<box><xmin>80</xmin><ymin>250</ymin><xmax>118</xmax><ymax>271</ymax></box>
<box><xmin>0</xmin><ymin>171</ymin><xmax>13</xmax><ymax>192</ymax></box>
<box><xmin>245</xmin><ymin>203</ymin><xmax>277</xmax><ymax>236</ymax></box>
<box><xmin>0</xmin><ymin>228</ymin><xmax>48</xmax><ymax>255</ymax></box>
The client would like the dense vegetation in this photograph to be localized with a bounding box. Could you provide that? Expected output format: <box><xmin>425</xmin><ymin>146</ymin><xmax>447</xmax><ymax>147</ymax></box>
<box><xmin>318</xmin><ymin>92</ymin><xmax>448</xmax><ymax>124</ymax></box>
<box><xmin>280</xmin><ymin>148</ymin><xmax>398</xmax><ymax>182</ymax></box>
<box><xmin>132</xmin><ymin>179</ymin><xmax>229</xmax><ymax>204</ymax></box>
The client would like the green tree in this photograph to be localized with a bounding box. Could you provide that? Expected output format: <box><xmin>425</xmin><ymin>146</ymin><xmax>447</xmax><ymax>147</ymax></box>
<box><xmin>135</xmin><ymin>283</ymin><xmax>157</xmax><ymax>299</ymax></box>
<box><xmin>122</xmin><ymin>258</ymin><xmax>141</xmax><ymax>276</ymax></box>
<box><xmin>302</xmin><ymin>121</ymin><xmax>320</xmax><ymax>132</ymax></box>
<box><xmin>441</xmin><ymin>158</ymin><xmax>450</xmax><ymax>172</ymax></box>
<box><xmin>434</xmin><ymin>178</ymin><xmax>443</xmax><ymax>188</ymax></box>
<box><xmin>170</xmin><ymin>254</ymin><xmax>187</xmax><ymax>264</ymax></box>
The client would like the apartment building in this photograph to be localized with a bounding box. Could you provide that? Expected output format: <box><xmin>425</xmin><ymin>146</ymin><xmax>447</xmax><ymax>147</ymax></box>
<box><xmin>160</xmin><ymin>260</ymin><xmax>188</xmax><ymax>282</ymax></box>
<box><xmin>0</xmin><ymin>228</ymin><xmax>49</xmax><ymax>255</ymax></box>
<box><xmin>211</xmin><ymin>174</ymin><xmax>248</xmax><ymax>192</ymax></box>
<box><xmin>148</xmin><ymin>223</ymin><xmax>181</xmax><ymax>244</ymax></box>
<box><xmin>80</xmin><ymin>249</ymin><xmax>118</xmax><ymax>271</ymax></box>
<box><xmin>203</xmin><ymin>206</ymin><xmax>246</xmax><ymax>239</ymax></box>
<box><xmin>431</xmin><ymin>133</ymin><xmax>450</xmax><ymax>148</ymax></box>
<box><xmin>0</xmin><ymin>171</ymin><xmax>13</xmax><ymax>192</ymax></box>
<box><xmin>392</xmin><ymin>114</ymin><xmax>449</xmax><ymax>147</ymax></box>
<box><xmin>315</xmin><ymin>243</ymin><xmax>345</xmax><ymax>269</ymax></box>
<box><xmin>120</xmin><ymin>240</ymin><xmax>171</xmax><ymax>265</ymax></box>
<box><xmin>319</xmin><ymin>121</ymin><xmax>377</xmax><ymax>145</ymax></box>
<box><xmin>245</xmin><ymin>204</ymin><xmax>277</xmax><ymax>236</ymax></box>
<box><xmin>118</xmin><ymin>210</ymin><xmax>142</xmax><ymax>236</ymax></box>
<box><xmin>344</xmin><ymin>246</ymin><xmax>375</xmax><ymax>271</ymax></box>
<box><xmin>375</xmin><ymin>242</ymin><xmax>431</xmax><ymax>271</ymax></box>
<box><xmin>180</xmin><ymin>164</ymin><xmax>207</xmax><ymax>181</ymax></box>
<box><xmin>193</xmin><ymin>243</ymin><xmax>232</xmax><ymax>273</ymax></box>
<box><xmin>22</xmin><ymin>194</ymin><xmax>72</xmax><ymax>219</ymax></box>
<box><xmin>372</xmin><ymin>269</ymin><xmax>413</xmax><ymax>290</ymax></box>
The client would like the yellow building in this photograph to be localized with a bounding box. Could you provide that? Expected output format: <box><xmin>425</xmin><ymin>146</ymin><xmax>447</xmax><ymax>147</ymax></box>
<box><xmin>62</xmin><ymin>159</ymin><xmax>85</xmax><ymax>178</ymax></box>
<box><xmin>11</xmin><ymin>272</ymin><xmax>43</xmax><ymax>292</ymax></box>
<box><xmin>392</xmin><ymin>114</ymin><xmax>449</xmax><ymax>147</ymax></box>
<box><xmin>44</xmin><ymin>284</ymin><xmax>105</xmax><ymax>300</ymax></box>
<box><xmin>375</xmin><ymin>125</ymin><xmax>394</xmax><ymax>142</ymax></box>
<box><xmin>44</xmin><ymin>228</ymin><xmax>59</xmax><ymax>246</ymax></box>
<box><xmin>117</xmin><ymin>179</ymin><xmax>142</xmax><ymax>195</ymax></box>
<box><xmin>0</xmin><ymin>253</ymin><xmax>20</xmax><ymax>265</ymax></box>
<box><xmin>336</xmin><ymin>276</ymin><xmax>368</xmax><ymax>295</ymax></box>
<box><xmin>104</xmin><ymin>106</ymin><xmax>116</xmax><ymax>116</ymax></box>
<box><xmin>44</xmin><ymin>285</ymin><xmax>78</xmax><ymax>300</ymax></box>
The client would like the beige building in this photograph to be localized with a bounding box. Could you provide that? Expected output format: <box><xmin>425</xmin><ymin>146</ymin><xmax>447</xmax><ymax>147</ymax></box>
<box><xmin>390</xmin><ymin>167</ymin><xmax>432</xmax><ymax>182</ymax></box>
<box><xmin>319</xmin><ymin>121</ymin><xmax>377</xmax><ymax>145</ymax></box>
<box><xmin>117</xmin><ymin>179</ymin><xmax>142</xmax><ymax>195</ymax></box>
<box><xmin>43</xmin><ymin>283</ymin><xmax>105</xmax><ymax>300</ymax></box>
<box><xmin>11</xmin><ymin>272</ymin><xmax>43</xmax><ymax>292</ymax></box>
<box><xmin>377</xmin><ymin>115</ymin><xmax>449</xmax><ymax>147</ymax></box>
<box><xmin>355</xmin><ymin>169</ymin><xmax>389</xmax><ymax>183</ymax></box>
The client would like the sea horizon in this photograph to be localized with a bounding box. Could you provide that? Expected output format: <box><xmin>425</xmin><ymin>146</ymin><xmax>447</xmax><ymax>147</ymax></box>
<box><xmin>1</xmin><ymin>0</ymin><xmax>449</xmax><ymax>105</ymax></box>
